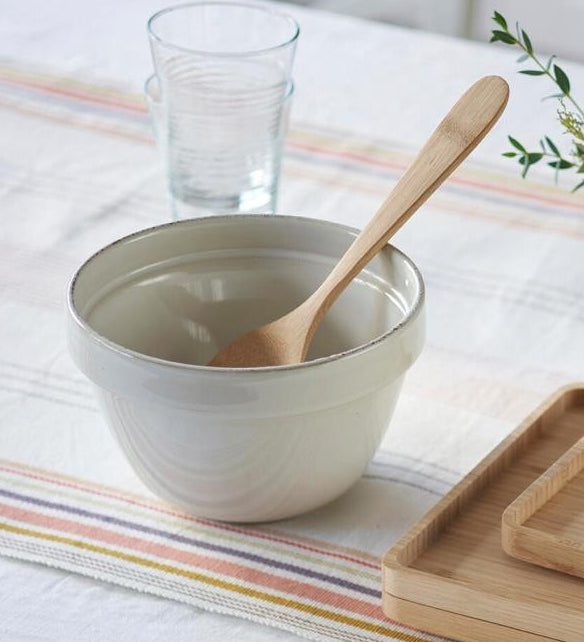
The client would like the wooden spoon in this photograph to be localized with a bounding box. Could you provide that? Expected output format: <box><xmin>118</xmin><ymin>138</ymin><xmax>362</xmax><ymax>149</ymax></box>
<box><xmin>209</xmin><ymin>75</ymin><xmax>509</xmax><ymax>368</ymax></box>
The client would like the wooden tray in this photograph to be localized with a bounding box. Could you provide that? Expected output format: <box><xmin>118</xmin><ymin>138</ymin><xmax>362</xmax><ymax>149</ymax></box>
<box><xmin>502</xmin><ymin>436</ymin><xmax>584</xmax><ymax>579</ymax></box>
<box><xmin>382</xmin><ymin>385</ymin><xmax>584</xmax><ymax>642</ymax></box>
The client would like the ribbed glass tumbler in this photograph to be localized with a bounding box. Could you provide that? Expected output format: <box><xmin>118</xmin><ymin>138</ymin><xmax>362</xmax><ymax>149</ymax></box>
<box><xmin>147</xmin><ymin>2</ymin><xmax>299</xmax><ymax>219</ymax></box>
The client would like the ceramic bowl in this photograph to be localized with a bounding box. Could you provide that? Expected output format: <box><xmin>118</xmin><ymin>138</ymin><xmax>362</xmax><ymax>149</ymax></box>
<box><xmin>67</xmin><ymin>215</ymin><xmax>425</xmax><ymax>522</ymax></box>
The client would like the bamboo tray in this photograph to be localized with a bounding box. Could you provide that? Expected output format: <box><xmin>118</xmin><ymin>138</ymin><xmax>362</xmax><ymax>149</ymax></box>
<box><xmin>503</xmin><ymin>436</ymin><xmax>584</xmax><ymax>579</ymax></box>
<box><xmin>382</xmin><ymin>385</ymin><xmax>584</xmax><ymax>642</ymax></box>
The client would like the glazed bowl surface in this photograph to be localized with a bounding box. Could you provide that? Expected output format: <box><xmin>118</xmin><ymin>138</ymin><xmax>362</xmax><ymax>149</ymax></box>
<box><xmin>67</xmin><ymin>214</ymin><xmax>425</xmax><ymax>521</ymax></box>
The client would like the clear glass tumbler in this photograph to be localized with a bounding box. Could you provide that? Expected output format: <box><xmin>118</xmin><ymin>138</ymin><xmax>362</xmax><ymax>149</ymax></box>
<box><xmin>147</xmin><ymin>2</ymin><xmax>299</xmax><ymax>219</ymax></box>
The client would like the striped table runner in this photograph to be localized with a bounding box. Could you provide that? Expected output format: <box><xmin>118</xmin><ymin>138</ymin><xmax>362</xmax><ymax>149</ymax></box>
<box><xmin>0</xmin><ymin>60</ymin><xmax>583</xmax><ymax>642</ymax></box>
<box><xmin>0</xmin><ymin>460</ymin><xmax>442</xmax><ymax>642</ymax></box>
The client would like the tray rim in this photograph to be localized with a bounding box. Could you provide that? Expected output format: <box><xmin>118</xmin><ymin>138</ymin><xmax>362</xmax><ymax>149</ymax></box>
<box><xmin>385</xmin><ymin>594</ymin><xmax>552</xmax><ymax>642</ymax></box>
<box><xmin>382</xmin><ymin>383</ymin><xmax>584</xmax><ymax>641</ymax></box>
<box><xmin>502</xmin><ymin>435</ymin><xmax>584</xmax><ymax>575</ymax></box>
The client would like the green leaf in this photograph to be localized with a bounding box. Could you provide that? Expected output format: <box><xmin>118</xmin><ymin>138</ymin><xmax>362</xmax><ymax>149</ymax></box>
<box><xmin>545</xmin><ymin>136</ymin><xmax>560</xmax><ymax>155</ymax></box>
<box><xmin>572</xmin><ymin>178</ymin><xmax>584</xmax><ymax>192</ymax></box>
<box><xmin>548</xmin><ymin>159</ymin><xmax>574</xmax><ymax>169</ymax></box>
<box><xmin>516</xmin><ymin>53</ymin><xmax>529</xmax><ymax>63</ymax></box>
<box><xmin>502</xmin><ymin>151</ymin><xmax>518</xmax><ymax>157</ymax></box>
<box><xmin>577</xmin><ymin>163</ymin><xmax>584</xmax><ymax>174</ymax></box>
<box><xmin>574</xmin><ymin>142</ymin><xmax>584</xmax><ymax>157</ymax></box>
<box><xmin>521</xmin><ymin>30</ymin><xmax>533</xmax><ymax>54</ymax></box>
<box><xmin>519</xmin><ymin>153</ymin><xmax>543</xmax><ymax>165</ymax></box>
<box><xmin>519</xmin><ymin>69</ymin><xmax>545</xmax><ymax>76</ymax></box>
<box><xmin>554</xmin><ymin>64</ymin><xmax>571</xmax><ymax>94</ymax></box>
<box><xmin>491</xmin><ymin>30</ymin><xmax>517</xmax><ymax>45</ymax></box>
<box><xmin>508</xmin><ymin>136</ymin><xmax>527</xmax><ymax>152</ymax></box>
<box><xmin>542</xmin><ymin>93</ymin><xmax>564</xmax><ymax>101</ymax></box>
<box><xmin>546</xmin><ymin>55</ymin><xmax>557</xmax><ymax>70</ymax></box>
<box><xmin>492</xmin><ymin>11</ymin><xmax>508</xmax><ymax>30</ymax></box>
<box><xmin>527</xmin><ymin>152</ymin><xmax>543</xmax><ymax>164</ymax></box>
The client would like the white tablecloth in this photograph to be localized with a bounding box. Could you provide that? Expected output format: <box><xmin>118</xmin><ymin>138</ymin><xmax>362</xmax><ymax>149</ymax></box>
<box><xmin>1</xmin><ymin>2</ymin><xmax>583</xmax><ymax>640</ymax></box>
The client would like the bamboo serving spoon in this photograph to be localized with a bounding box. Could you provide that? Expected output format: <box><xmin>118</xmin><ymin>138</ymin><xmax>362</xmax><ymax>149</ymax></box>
<box><xmin>209</xmin><ymin>75</ymin><xmax>509</xmax><ymax>368</ymax></box>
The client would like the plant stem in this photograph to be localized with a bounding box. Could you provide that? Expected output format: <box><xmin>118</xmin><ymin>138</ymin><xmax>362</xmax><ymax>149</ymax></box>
<box><xmin>517</xmin><ymin>39</ymin><xmax>584</xmax><ymax>119</ymax></box>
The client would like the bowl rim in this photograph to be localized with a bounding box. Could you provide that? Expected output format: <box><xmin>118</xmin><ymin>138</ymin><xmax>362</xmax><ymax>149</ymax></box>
<box><xmin>67</xmin><ymin>214</ymin><xmax>425</xmax><ymax>375</ymax></box>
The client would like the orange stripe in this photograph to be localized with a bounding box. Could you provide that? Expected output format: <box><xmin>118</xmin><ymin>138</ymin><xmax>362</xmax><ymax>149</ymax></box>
<box><xmin>0</xmin><ymin>470</ymin><xmax>380</xmax><ymax>583</ymax></box>
<box><xmin>0</xmin><ymin>462</ymin><xmax>379</xmax><ymax>569</ymax></box>
<box><xmin>0</xmin><ymin>95</ymin><xmax>152</xmax><ymax>144</ymax></box>
<box><xmin>0</xmin><ymin>501</ymin><xmax>381</xmax><ymax>619</ymax></box>
<box><xmin>0</xmin><ymin>519</ymin><xmax>425</xmax><ymax>641</ymax></box>
<box><xmin>1</xmin><ymin>63</ymin><xmax>581</xmax><ymax>214</ymax></box>
<box><xmin>438</xmin><ymin>197</ymin><xmax>584</xmax><ymax>240</ymax></box>
<box><xmin>6</xmin><ymin>89</ymin><xmax>579</xmax><ymax>235</ymax></box>
<box><xmin>0</xmin><ymin>70</ymin><xmax>144</xmax><ymax>113</ymax></box>
<box><xmin>284</xmin><ymin>165</ymin><xmax>584</xmax><ymax>240</ymax></box>
<box><xmin>288</xmin><ymin>140</ymin><xmax>584</xmax><ymax>212</ymax></box>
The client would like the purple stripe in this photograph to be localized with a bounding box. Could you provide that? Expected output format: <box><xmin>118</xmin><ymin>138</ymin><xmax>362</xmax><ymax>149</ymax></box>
<box><xmin>0</xmin><ymin>74</ymin><xmax>577</xmax><ymax>219</ymax></box>
<box><xmin>0</xmin><ymin>79</ymin><xmax>149</xmax><ymax>126</ymax></box>
<box><xmin>0</xmin><ymin>487</ymin><xmax>381</xmax><ymax>599</ymax></box>
<box><xmin>288</xmin><ymin>147</ymin><xmax>575</xmax><ymax>218</ymax></box>
<box><xmin>362</xmin><ymin>474</ymin><xmax>442</xmax><ymax>496</ymax></box>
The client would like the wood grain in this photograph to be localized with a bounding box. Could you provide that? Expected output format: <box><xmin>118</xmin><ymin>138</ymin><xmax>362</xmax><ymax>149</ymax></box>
<box><xmin>382</xmin><ymin>385</ymin><xmax>584</xmax><ymax>642</ymax></box>
<box><xmin>502</xmin><ymin>436</ymin><xmax>584</xmax><ymax>578</ymax></box>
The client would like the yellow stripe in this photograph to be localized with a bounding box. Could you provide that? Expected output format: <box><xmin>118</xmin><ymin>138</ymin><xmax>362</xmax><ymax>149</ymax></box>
<box><xmin>0</xmin><ymin>62</ymin><xmax>144</xmax><ymax>108</ymax></box>
<box><xmin>0</xmin><ymin>472</ymin><xmax>379</xmax><ymax>583</ymax></box>
<box><xmin>0</xmin><ymin>60</ymin><xmax>580</xmax><ymax>213</ymax></box>
<box><xmin>0</xmin><ymin>520</ymin><xmax>425</xmax><ymax>642</ymax></box>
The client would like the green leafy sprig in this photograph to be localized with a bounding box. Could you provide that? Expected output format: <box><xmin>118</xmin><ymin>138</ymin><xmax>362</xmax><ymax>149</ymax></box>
<box><xmin>490</xmin><ymin>11</ymin><xmax>584</xmax><ymax>191</ymax></box>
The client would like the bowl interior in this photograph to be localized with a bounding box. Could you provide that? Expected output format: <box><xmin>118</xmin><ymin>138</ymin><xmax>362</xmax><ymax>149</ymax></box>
<box><xmin>71</xmin><ymin>216</ymin><xmax>421</xmax><ymax>366</ymax></box>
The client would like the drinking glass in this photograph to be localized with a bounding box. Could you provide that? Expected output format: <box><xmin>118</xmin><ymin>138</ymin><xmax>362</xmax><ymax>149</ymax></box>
<box><xmin>147</xmin><ymin>2</ymin><xmax>299</xmax><ymax>218</ymax></box>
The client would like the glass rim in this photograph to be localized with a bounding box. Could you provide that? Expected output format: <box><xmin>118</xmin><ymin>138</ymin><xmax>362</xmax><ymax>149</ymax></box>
<box><xmin>147</xmin><ymin>1</ymin><xmax>300</xmax><ymax>58</ymax></box>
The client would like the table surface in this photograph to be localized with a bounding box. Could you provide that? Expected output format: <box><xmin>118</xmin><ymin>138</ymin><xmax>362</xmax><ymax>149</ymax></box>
<box><xmin>1</xmin><ymin>1</ymin><xmax>583</xmax><ymax>641</ymax></box>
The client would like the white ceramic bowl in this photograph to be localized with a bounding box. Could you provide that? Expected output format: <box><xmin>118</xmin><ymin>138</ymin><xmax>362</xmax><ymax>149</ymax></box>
<box><xmin>67</xmin><ymin>215</ymin><xmax>424</xmax><ymax>522</ymax></box>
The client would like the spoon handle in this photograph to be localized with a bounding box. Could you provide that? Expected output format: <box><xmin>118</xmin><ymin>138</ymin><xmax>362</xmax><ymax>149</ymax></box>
<box><xmin>303</xmin><ymin>75</ymin><xmax>509</xmax><ymax>331</ymax></box>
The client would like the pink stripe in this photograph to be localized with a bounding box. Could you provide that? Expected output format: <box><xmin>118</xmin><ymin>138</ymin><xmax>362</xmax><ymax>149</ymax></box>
<box><xmin>290</xmin><ymin>140</ymin><xmax>584</xmax><ymax>212</ymax></box>
<box><xmin>0</xmin><ymin>72</ymin><xmax>143</xmax><ymax>114</ymax></box>
<box><xmin>1</xmin><ymin>67</ymin><xmax>580</xmax><ymax>213</ymax></box>
<box><xmin>0</xmin><ymin>501</ymin><xmax>384</xmax><ymax>621</ymax></box>
<box><xmin>0</xmin><ymin>464</ymin><xmax>378</xmax><ymax>569</ymax></box>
